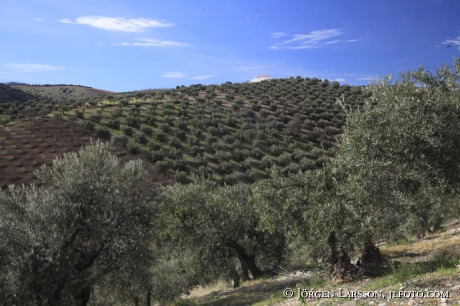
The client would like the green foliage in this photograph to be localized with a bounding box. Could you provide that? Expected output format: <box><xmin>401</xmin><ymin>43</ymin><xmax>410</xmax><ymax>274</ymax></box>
<box><xmin>150</xmin><ymin>149</ymin><xmax>166</xmax><ymax>162</ymax></box>
<box><xmin>389</xmin><ymin>258</ymin><xmax>418</xmax><ymax>284</ymax></box>
<box><xmin>223</xmin><ymin>174</ymin><xmax>238</xmax><ymax>185</ymax></box>
<box><xmin>156</xmin><ymin>160</ymin><xmax>171</xmax><ymax>173</ymax></box>
<box><xmin>121</xmin><ymin>124</ymin><xmax>133</xmax><ymax>136</ymax></box>
<box><xmin>277</xmin><ymin>153</ymin><xmax>291</xmax><ymax>166</ymax></box>
<box><xmin>0</xmin><ymin>141</ymin><xmax>156</xmax><ymax>305</ymax></box>
<box><xmin>174</xmin><ymin>170</ymin><xmax>187</xmax><ymax>183</ymax></box>
<box><xmin>111</xmin><ymin>134</ymin><xmax>129</xmax><ymax>147</ymax></box>
<box><xmin>133</xmin><ymin>131</ymin><xmax>147</xmax><ymax>144</ymax></box>
<box><xmin>126</xmin><ymin>142</ymin><xmax>140</xmax><ymax>154</ymax></box>
<box><xmin>96</xmin><ymin>125</ymin><xmax>111</xmax><ymax>139</ymax></box>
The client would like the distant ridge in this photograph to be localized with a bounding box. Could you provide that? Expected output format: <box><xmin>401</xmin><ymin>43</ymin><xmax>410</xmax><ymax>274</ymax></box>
<box><xmin>0</xmin><ymin>83</ymin><xmax>41</xmax><ymax>103</ymax></box>
<box><xmin>2</xmin><ymin>82</ymin><xmax>28</xmax><ymax>85</ymax></box>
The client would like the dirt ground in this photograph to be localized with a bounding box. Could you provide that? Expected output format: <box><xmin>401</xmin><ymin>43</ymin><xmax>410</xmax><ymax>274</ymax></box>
<box><xmin>0</xmin><ymin>116</ymin><xmax>171</xmax><ymax>190</ymax></box>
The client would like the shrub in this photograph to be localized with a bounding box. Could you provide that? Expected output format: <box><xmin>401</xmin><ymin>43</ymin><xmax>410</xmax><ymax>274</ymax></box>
<box><xmin>120</xmin><ymin>125</ymin><xmax>133</xmax><ymax>136</ymax></box>
<box><xmin>310</xmin><ymin>147</ymin><xmax>323</xmax><ymax>158</ymax></box>
<box><xmin>282</xmin><ymin>164</ymin><xmax>300</xmax><ymax>176</ymax></box>
<box><xmin>252</xmin><ymin>148</ymin><xmax>264</xmax><ymax>159</ymax></box>
<box><xmin>197</xmin><ymin>165</ymin><xmax>212</xmax><ymax>178</ymax></box>
<box><xmin>88</xmin><ymin>113</ymin><xmax>102</xmax><ymax>123</ymax></box>
<box><xmin>245</xmin><ymin>169</ymin><xmax>258</xmax><ymax>181</ymax></box>
<box><xmin>153</xmin><ymin>130</ymin><xmax>166</xmax><ymax>142</ymax></box>
<box><xmin>108</xmin><ymin>118</ymin><xmax>120</xmax><ymax>129</ymax></box>
<box><xmin>111</xmin><ymin>135</ymin><xmax>128</xmax><ymax>147</ymax></box>
<box><xmin>195</xmin><ymin>154</ymin><xmax>208</xmax><ymax>166</ymax></box>
<box><xmin>206</xmin><ymin>135</ymin><xmax>218</xmax><ymax>144</ymax></box>
<box><xmin>292</xmin><ymin>148</ymin><xmax>307</xmax><ymax>161</ymax></box>
<box><xmin>168</xmin><ymin>147</ymin><xmax>183</xmax><ymax>160</ymax></box>
<box><xmin>168</xmin><ymin>137</ymin><xmax>182</xmax><ymax>149</ymax></box>
<box><xmin>172</xmin><ymin>128</ymin><xmax>186</xmax><ymax>141</ymax></box>
<box><xmin>223</xmin><ymin>134</ymin><xmax>234</xmax><ymax>144</ymax></box>
<box><xmin>147</xmin><ymin>141</ymin><xmax>160</xmax><ymax>151</ymax></box>
<box><xmin>189</xmin><ymin>145</ymin><xmax>203</xmax><ymax>157</ymax></box>
<box><xmin>126</xmin><ymin>142</ymin><xmax>140</xmax><ymax>154</ymax></box>
<box><xmin>82</xmin><ymin>120</ymin><xmax>95</xmax><ymax>132</ymax></box>
<box><xmin>125</xmin><ymin>116</ymin><xmax>140</xmax><ymax>128</ymax></box>
<box><xmin>140</xmin><ymin>126</ymin><xmax>153</xmax><ymax>135</ymax></box>
<box><xmin>218</xmin><ymin>161</ymin><xmax>232</xmax><ymax>173</ymax></box>
<box><xmin>75</xmin><ymin>110</ymin><xmax>84</xmax><ymax>118</ymax></box>
<box><xmin>187</xmin><ymin>135</ymin><xmax>200</xmax><ymax>146</ymax></box>
<box><xmin>156</xmin><ymin>160</ymin><xmax>171</xmax><ymax>173</ymax></box>
<box><xmin>96</xmin><ymin>126</ymin><xmax>111</xmax><ymax>140</ymax></box>
<box><xmin>287</xmin><ymin>142</ymin><xmax>299</xmax><ymax>152</ymax></box>
<box><xmin>160</xmin><ymin>123</ymin><xmax>170</xmax><ymax>133</ymax></box>
<box><xmin>215</xmin><ymin>151</ymin><xmax>230</xmax><ymax>163</ymax></box>
<box><xmin>277</xmin><ymin>153</ymin><xmax>291</xmax><ymax>166</ymax></box>
<box><xmin>270</xmin><ymin>145</ymin><xmax>283</xmax><ymax>156</ymax></box>
<box><xmin>232</xmin><ymin>149</ymin><xmax>247</xmax><ymax>162</ymax></box>
<box><xmin>174</xmin><ymin>171</ymin><xmax>187</xmax><ymax>183</ymax></box>
<box><xmin>241</xmin><ymin>159</ymin><xmax>251</xmax><ymax>170</ymax></box>
<box><xmin>150</xmin><ymin>150</ymin><xmax>165</xmax><ymax>162</ymax></box>
<box><xmin>144</xmin><ymin>114</ymin><xmax>156</xmax><ymax>126</ymax></box>
<box><xmin>260</xmin><ymin>156</ymin><xmax>273</xmax><ymax>168</ymax></box>
<box><xmin>173</xmin><ymin>159</ymin><xmax>187</xmax><ymax>172</ymax></box>
<box><xmin>299</xmin><ymin>158</ymin><xmax>316</xmax><ymax>171</ymax></box>
<box><xmin>316</xmin><ymin>156</ymin><xmax>329</xmax><ymax>167</ymax></box>
<box><xmin>133</xmin><ymin>132</ymin><xmax>147</xmax><ymax>144</ymax></box>
<box><xmin>222</xmin><ymin>174</ymin><xmax>238</xmax><ymax>185</ymax></box>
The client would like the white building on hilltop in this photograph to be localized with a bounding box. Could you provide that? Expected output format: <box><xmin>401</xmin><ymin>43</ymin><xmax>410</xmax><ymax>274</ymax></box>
<box><xmin>250</xmin><ymin>74</ymin><xmax>272</xmax><ymax>83</ymax></box>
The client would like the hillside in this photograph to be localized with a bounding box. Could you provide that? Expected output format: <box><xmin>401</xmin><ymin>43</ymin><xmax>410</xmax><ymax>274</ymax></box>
<box><xmin>58</xmin><ymin>77</ymin><xmax>368</xmax><ymax>186</ymax></box>
<box><xmin>11</xmin><ymin>84</ymin><xmax>114</xmax><ymax>101</ymax></box>
<box><xmin>0</xmin><ymin>83</ymin><xmax>41</xmax><ymax>103</ymax></box>
<box><xmin>1</xmin><ymin>77</ymin><xmax>368</xmax><ymax>188</ymax></box>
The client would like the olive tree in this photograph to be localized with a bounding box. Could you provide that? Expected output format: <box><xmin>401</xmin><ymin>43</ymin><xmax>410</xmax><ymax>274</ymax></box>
<box><xmin>0</xmin><ymin>141</ymin><xmax>157</xmax><ymax>305</ymax></box>
<box><xmin>159</xmin><ymin>179</ymin><xmax>285</xmax><ymax>284</ymax></box>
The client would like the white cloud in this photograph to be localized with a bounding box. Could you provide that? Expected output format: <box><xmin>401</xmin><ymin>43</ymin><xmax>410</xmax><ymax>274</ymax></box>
<box><xmin>7</xmin><ymin>63</ymin><xmax>64</xmax><ymax>72</ymax></box>
<box><xmin>235</xmin><ymin>66</ymin><xmax>266</xmax><ymax>71</ymax></box>
<box><xmin>58</xmin><ymin>18</ymin><xmax>73</xmax><ymax>24</ymax></box>
<box><xmin>270</xmin><ymin>32</ymin><xmax>287</xmax><ymax>38</ymax></box>
<box><xmin>271</xmin><ymin>29</ymin><xmax>344</xmax><ymax>50</ymax></box>
<box><xmin>162</xmin><ymin>72</ymin><xmax>187</xmax><ymax>78</ymax></box>
<box><xmin>190</xmin><ymin>75</ymin><xmax>213</xmax><ymax>80</ymax></box>
<box><xmin>345</xmin><ymin>39</ymin><xmax>363</xmax><ymax>43</ymax></box>
<box><xmin>34</xmin><ymin>18</ymin><xmax>43</xmax><ymax>21</ymax></box>
<box><xmin>121</xmin><ymin>38</ymin><xmax>190</xmax><ymax>47</ymax></box>
<box><xmin>442</xmin><ymin>36</ymin><xmax>460</xmax><ymax>47</ymax></box>
<box><xmin>358</xmin><ymin>77</ymin><xmax>375</xmax><ymax>81</ymax></box>
<box><xmin>334</xmin><ymin>78</ymin><xmax>346</xmax><ymax>82</ymax></box>
<box><xmin>59</xmin><ymin>16</ymin><xmax>173</xmax><ymax>32</ymax></box>
<box><xmin>324</xmin><ymin>40</ymin><xmax>341</xmax><ymax>45</ymax></box>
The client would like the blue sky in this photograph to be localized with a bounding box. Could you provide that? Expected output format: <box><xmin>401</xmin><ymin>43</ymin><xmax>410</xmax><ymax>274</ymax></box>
<box><xmin>1</xmin><ymin>0</ymin><xmax>459</xmax><ymax>92</ymax></box>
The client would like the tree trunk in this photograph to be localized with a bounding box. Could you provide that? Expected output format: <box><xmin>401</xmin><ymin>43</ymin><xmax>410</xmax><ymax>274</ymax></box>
<box><xmin>146</xmin><ymin>288</ymin><xmax>152</xmax><ymax>306</ymax></box>
<box><xmin>236</xmin><ymin>254</ymin><xmax>250</xmax><ymax>281</ymax></box>
<box><xmin>328</xmin><ymin>231</ymin><xmax>360</xmax><ymax>281</ymax></box>
<box><xmin>227</xmin><ymin>239</ymin><xmax>263</xmax><ymax>280</ymax></box>
<box><xmin>357</xmin><ymin>239</ymin><xmax>388</xmax><ymax>269</ymax></box>
<box><xmin>327</xmin><ymin>231</ymin><xmax>338</xmax><ymax>273</ymax></box>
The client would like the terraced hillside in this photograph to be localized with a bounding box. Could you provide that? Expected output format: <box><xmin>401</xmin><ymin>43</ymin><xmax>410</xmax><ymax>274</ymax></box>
<box><xmin>61</xmin><ymin>77</ymin><xmax>369</xmax><ymax>185</ymax></box>
<box><xmin>1</xmin><ymin>77</ymin><xmax>369</xmax><ymax>188</ymax></box>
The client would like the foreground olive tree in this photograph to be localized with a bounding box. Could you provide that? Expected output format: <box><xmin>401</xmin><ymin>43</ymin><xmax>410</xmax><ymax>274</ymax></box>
<box><xmin>253</xmin><ymin>59</ymin><xmax>460</xmax><ymax>277</ymax></box>
<box><xmin>159</xmin><ymin>178</ymin><xmax>284</xmax><ymax>286</ymax></box>
<box><xmin>0</xmin><ymin>141</ymin><xmax>156</xmax><ymax>306</ymax></box>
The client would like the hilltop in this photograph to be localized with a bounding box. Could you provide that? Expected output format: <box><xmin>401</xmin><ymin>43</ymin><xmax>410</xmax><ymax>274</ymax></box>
<box><xmin>0</xmin><ymin>83</ymin><xmax>41</xmax><ymax>103</ymax></box>
<box><xmin>10</xmin><ymin>84</ymin><xmax>113</xmax><ymax>101</ymax></box>
<box><xmin>1</xmin><ymin>77</ymin><xmax>369</xmax><ymax>188</ymax></box>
